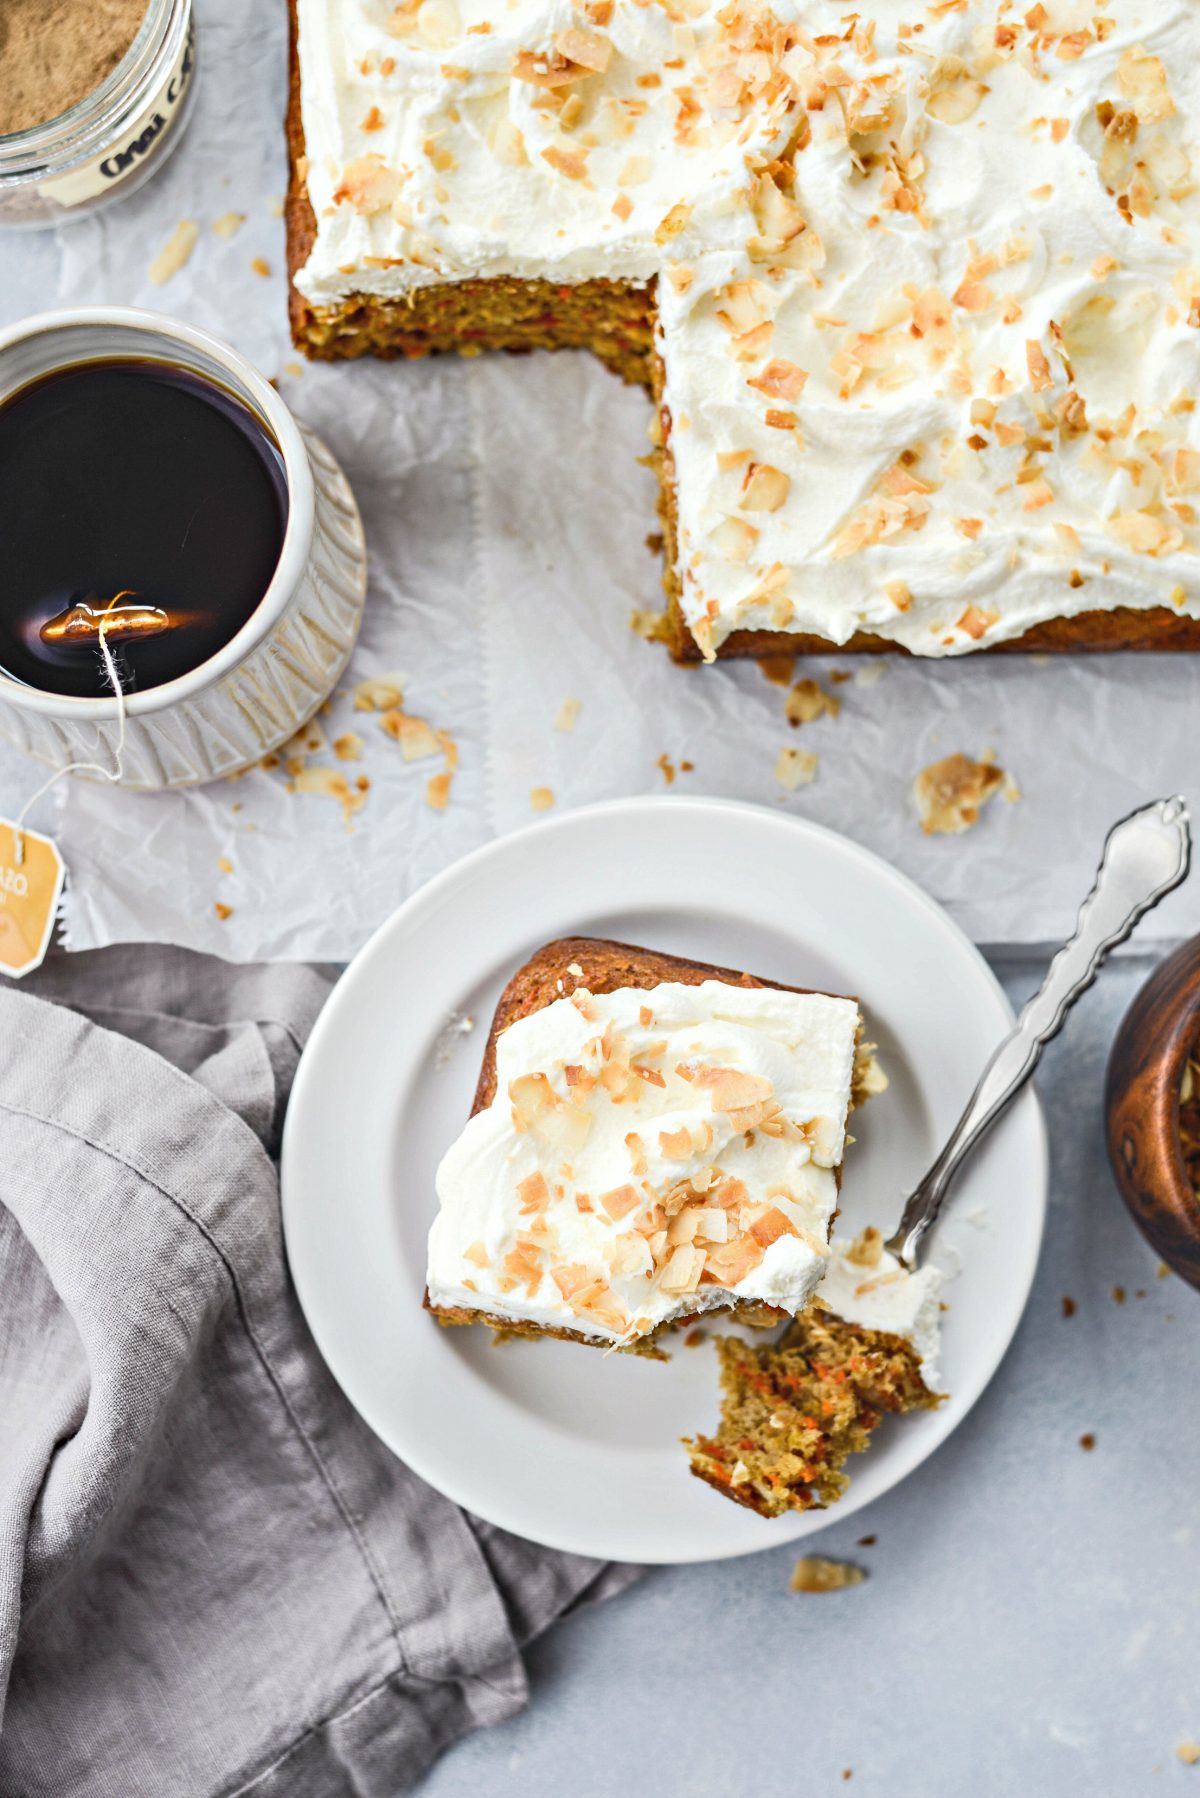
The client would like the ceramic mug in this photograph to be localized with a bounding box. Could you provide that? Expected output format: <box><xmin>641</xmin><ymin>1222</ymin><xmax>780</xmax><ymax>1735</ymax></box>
<box><xmin>0</xmin><ymin>307</ymin><xmax>368</xmax><ymax>789</ymax></box>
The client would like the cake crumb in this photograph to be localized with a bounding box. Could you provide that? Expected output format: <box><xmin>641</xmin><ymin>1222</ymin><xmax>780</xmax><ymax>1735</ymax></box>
<box><xmin>530</xmin><ymin>786</ymin><xmax>555</xmax><ymax>812</ymax></box>
<box><xmin>214</xmin><ymin>902</ymin><xmax>233</xmax><ymax>921</ymax></box>
<box><xmin>250</xmin><ymin>257</ymin><xmax>272</xmax><ymax>278</ymax></box>
<box><xmin>212</xmin><ymin>212</ymin><xmax>246</xmax><ymax>239</ymax></box>
<box><xmin>554</xmin><ymin>696</ymin><xmax>581</xmax><ymax>732</ymax></box>
<box><xmin>1079</xmin><ymin>1432</ymin><xmax>1096</xmax><ymax>1451</ymax></box>
<box><xmin>380</xmin><ymin>710</ymin><xmax>441</xmax><ymax>760</ymax></box>
<box><xmin>149</xmin><ymin>221</ymin><xmax>198</xmax><ymax>285</ymax></box>
<box><xmin>785</xmin><ymin>678</ymin><xmax>840</xmax><ymax>727</ymax></box>
<box><xmin>426</xmin><ymin>771</ymin><xmax>452</xmax><ymax>811</ymax></box>
<box><xmin>914</xmin><ymin>753</ymin><xmax>1006</xmax><ymax>834</ymax></box>
<box><xmin>435</xmin><ymin>1012</ymin><xmax>476</xmax><ymax>1067</ymax></box>
<box><xmin>1178</xmin><ymin>1743</ymin><xmax>1200</xmax><ymax>1766</ymax></box>
<box><xmin>684</xmin><ymin>1328</ymin><xmax>706</xmax><ymax>1347</ymax></box>
<box><xmin>353</xmin><ymin>673</ymin><xmax>407</xmax><ymax>712</ymax></box>
<box><xmin>1062</xmin><ymin>1295</ymin><xmax>1076</xmax><ymax>1318</ymax></box>
<box><xmin>856</xmin><ymin>1535</ymin><xmax>876</xmax><ymax>1547</ymax></box>
<box><xmin>629</xmin><ymin>606</ymin><xmax>672</xmax><ymax>644</ymax></box>
<box><xmin>294</xmin><ymin>765</ymin><xmax>367</xmax><ymax>822</ymax></box>
<box><xmin>776</xmin><ymin>746</ymin><xmax>818</xmax><ymax>790</ymax></box>
<box><xmin>855</xmin><ymin>662</ymin><xmax>886</xmax><ymax>687</ymax></box>
<box><xmin>657</xmin><ymin>753</ymin><xmax>676</xmax><ymax>785</ymax></box>
<box><xmin>217</xmin><ymin>856</ymin><xmax>233</xmax><ymax>875</ymax></box>
<box><xmin>1112</xmin><ymin>1285</ymin><xmax>1126</xmax><ymax>1304</ymax></box>
<box><xmin>790</xmin><ymin>1556</ymin><xmax>866</xmax><ymax>1593</ymax></box>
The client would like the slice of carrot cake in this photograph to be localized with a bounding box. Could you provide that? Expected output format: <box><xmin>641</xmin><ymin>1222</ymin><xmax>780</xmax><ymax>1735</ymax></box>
<box><xmin>425</xmin><ymin>936</ymin><xmax>863</xmax><ymax>1351</ymax></box>
<box><xmin>686</xmin><ymin>1228</ymin><xmax>943</xmax><ymax>1515</ymax></box>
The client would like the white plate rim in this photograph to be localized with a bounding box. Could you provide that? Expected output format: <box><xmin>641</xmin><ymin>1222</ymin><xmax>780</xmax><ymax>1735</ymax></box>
<box><xmin>282</xmin><ymin>794</ymin><xmax>1048</xmax><ymax>1563</ymax></box>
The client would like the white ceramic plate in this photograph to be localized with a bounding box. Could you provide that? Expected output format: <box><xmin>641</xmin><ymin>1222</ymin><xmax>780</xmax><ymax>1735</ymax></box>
<box><xmin>282</xmin><ymin>797</ymin><xmax>1047</xmax><ymax>1564</ymax></box>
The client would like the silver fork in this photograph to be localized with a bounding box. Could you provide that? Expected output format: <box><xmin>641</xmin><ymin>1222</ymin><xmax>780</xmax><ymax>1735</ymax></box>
<box><xmin>885</xmin><ymin>796</ymin><xmax>1192</xmax><ymax>1270</ymax></box>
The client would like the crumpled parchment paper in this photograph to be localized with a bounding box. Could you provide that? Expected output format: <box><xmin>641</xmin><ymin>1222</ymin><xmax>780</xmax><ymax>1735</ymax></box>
<box><xmin>1</xmin><ymin>0</ymin><xmax>1196</xmax><ymax>961</ymax></box>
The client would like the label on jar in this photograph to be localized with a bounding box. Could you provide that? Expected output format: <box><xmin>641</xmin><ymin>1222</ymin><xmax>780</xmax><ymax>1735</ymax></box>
<box><xmin>38</xmin><ymin>18</ymin><xmax>195</xmax><ymax>209</ymax></box>
<box><xmin>0</xmin><ymin>823</ymin><xmax>65</xmax><ymax>979</ymax></box>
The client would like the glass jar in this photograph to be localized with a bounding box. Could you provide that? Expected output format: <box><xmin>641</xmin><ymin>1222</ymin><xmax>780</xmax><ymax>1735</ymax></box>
<box><xmin>0</xmin><ymin>0</ymin><xmax>196</xmax><ymax>231</ymax></box>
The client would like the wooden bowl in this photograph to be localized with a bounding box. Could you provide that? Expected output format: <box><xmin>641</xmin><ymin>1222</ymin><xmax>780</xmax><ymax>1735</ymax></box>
<box><xmin>1106</xmin><ymin>936</ymin><xmax>1200</xmax><ymax>1290</ymax></box>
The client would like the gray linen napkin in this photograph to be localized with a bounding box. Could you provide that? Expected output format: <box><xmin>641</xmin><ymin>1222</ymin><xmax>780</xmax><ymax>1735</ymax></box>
<box><xmin>0</xmin><ymin>945</ymin><xmax>638</xmax><ymax>1797</ymax></box>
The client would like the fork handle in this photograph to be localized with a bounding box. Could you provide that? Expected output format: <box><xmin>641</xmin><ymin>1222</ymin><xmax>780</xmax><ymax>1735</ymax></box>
<box><xmin>885</xmin><ymin>796</ymin><xmax>1191</xmax><ymax>1267</ymax></box>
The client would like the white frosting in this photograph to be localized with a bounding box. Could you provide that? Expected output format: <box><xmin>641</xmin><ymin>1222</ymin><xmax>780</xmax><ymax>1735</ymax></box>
<box><xmin>427</xmin><ymin>978</ymin><xmax>860</xmax><ymax>1344</ymax></box>
<box><xmin>816</xmin><ymin>1234</ymin><xmax>943</xmax><ymax>1391</ymax></box>
<box><xmin>296</xmin><ymin>0</ymin><xmax>1200</xmax><ymax>655</ymax></box>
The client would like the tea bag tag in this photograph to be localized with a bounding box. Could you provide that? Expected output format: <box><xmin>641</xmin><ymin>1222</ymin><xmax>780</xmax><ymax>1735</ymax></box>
<box><xmin>0</xmin><ymin>621</ymin><xmax>126</xmax><ymax>980</ymax></box>
<box><xmin>0</xmin><ymin>821</ymin><xmax>65</xmax><ymax>979</ymax></box>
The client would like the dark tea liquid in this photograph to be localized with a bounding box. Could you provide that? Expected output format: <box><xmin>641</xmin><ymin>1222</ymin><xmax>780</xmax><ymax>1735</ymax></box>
<box><xmin>0</xmin><ymin>359</ymin><xmax>288</xmax><ymax>699</ymax></box>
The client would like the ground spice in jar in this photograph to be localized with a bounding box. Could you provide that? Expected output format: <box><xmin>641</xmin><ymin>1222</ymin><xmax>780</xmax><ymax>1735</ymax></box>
<box><xmin>0</xmin><ymin>0</ymin><xmax>148</xmax><ymax>137</ymax></box>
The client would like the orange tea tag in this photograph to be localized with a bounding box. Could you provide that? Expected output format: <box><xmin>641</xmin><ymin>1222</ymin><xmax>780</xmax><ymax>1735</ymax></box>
<box><xmin>0</xmin><ymin>821</ymin><xmax>66</xmax><ymax>979</ymax></box>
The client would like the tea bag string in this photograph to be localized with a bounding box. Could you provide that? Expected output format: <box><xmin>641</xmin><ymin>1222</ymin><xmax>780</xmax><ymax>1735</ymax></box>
<box><xmin>12</xmin><ymin>622</ymin><xmax>127</xmax><ymax>867</ymax></box>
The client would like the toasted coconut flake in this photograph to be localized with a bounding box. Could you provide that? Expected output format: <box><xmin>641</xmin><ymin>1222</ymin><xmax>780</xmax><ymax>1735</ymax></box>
<box><xmin>659</xmin><ymin>1125</ymin><xmax>695</xmax><ymax>1160</ymax></box>
<box><xmin>692</xmin><ymin>1066</ymin><xmax>774</xmax><ymax>1113</ymax></box>
<box><xmin>927</xmin><ymin>76</ymin><xmax>986</xmax><ymax>125</ymax></box>
<box><xmin>1026</xmin><ymin>340</ymin><xmax>1053</xmax><ymax>392</ymax></box>
<box><xmin>655</xmin><ymin>201</ymin><xmax>692</xmax><ymax>245</ymax></box>
<box><xmin>748</xmin><ymin>1205</ymin><xmax>799</xmax><ymax>1249</ymax></box>
<box><xmin>517</xmin><ymin>1171</ymin><xmax>550</xmax><ymax>1213</ymax></box>
<box><xmin>552</xmin><ymin>1262</ymin><xmax>593</xmax><ymax>1299</ymax></box>
<box><xmin>380</xmin><ymin>709</ymin><xmax>442</xmax><ymax>760</ymax></box>
<box><xmin>914</xmin><ymin>752</ymin><xmax>1006</xmax><ymax>834</ymax></box>
<box><xmin>659</xmin><ymin>1242</ymin><xmax>706</xmax><ymax>1294</ymax></box>
<box><xmin>555</xmin><ymin>25</ymin><xmax>612</xmax><ymax>70</ymax></box>
<box><xmin>790</xmin><ymin>1556</ymin><xmax>866</xmax><ymax>1593</ymax></box>
<box><xmin>776</xmin><ymin>745</ymin><xmax>818</xmax><ymax>790</ymax></box>
<box><xmin>701</xmin><ymin>1234</ymin><xmax>764</xmax><ymax>1287</ymax></box>
<box><xmin>541</xmin><ymin>144</ymin><xmax>588</xmax><ymax>181</ymax></box>
<box><xmin>667</xmin><ymin>1208</ymin><xmax>701</xmax><ymax>1246</ymax></box>
<box><xmin>846</xmin><ymin>1225</ymin><xmax>884</xmax><ymax>1268</ymax></box>
<box><xmin>489</xmin><ymin>119</ymin><xmax>528</xmax><ymax>165</ymax></box>
<box><xmin>149</xmin><ymin>220</ymin><xmax>198</xmax><ymax>286</ymax></box>
<box><xmin>600</xmin><ymin>1183</ymin><xmax>642</xmax><ymax>1220</ymax></box>
<box><xmin>1109</xmin><ymin>510</ymin><xmax>1185</xmax><ymax>556</ymax></box>
<box><xmin>464</xmin><ymin>1240</ymin><xmax>490</xmax><ymax>1268</ymax></box>
<box><xmin>333</xmin><ymin>154</ymin><xmax>407</xmax><ymax>215</ymax></box>
<box><xmin>956</xmin><ymin>604</ymin><xmax>999</xmax><ymax>641</ymax></box>
<box><xmin>747</xmin><ymin>358</ymin><xmax>808</xmax><ymax>402</ymax></box>
<box><xmin>293</xmin><ymin>766</ymin><xmax>368</xmax><ymax>821</ymax></box>
<box><xmin>740</xmin><ymin>463</ymin><xmax>790</xmax><ymax>512</ymax></box>
<box><xmin>510</xmin><ymin>1071</ymin><xmax>557</xmax><ymax>1132</ymax></box>
<box><xmin>353</xmin><ymin>673</ymin><xmax>406</xmax><ymax>712</ymax></box>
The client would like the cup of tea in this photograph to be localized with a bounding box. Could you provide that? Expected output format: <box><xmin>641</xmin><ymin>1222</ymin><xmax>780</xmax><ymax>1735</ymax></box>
<box><xmin>0</xmin><ymin>307</ymin><xmax>367</xmax><ymax>788</ymax></box>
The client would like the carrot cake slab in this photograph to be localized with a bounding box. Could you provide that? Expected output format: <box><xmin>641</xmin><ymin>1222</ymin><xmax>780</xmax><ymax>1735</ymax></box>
<box><xmin>287</xmin><ymin>0</ymin><xmax>1200</xmax><ymax>659</ymax></box>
